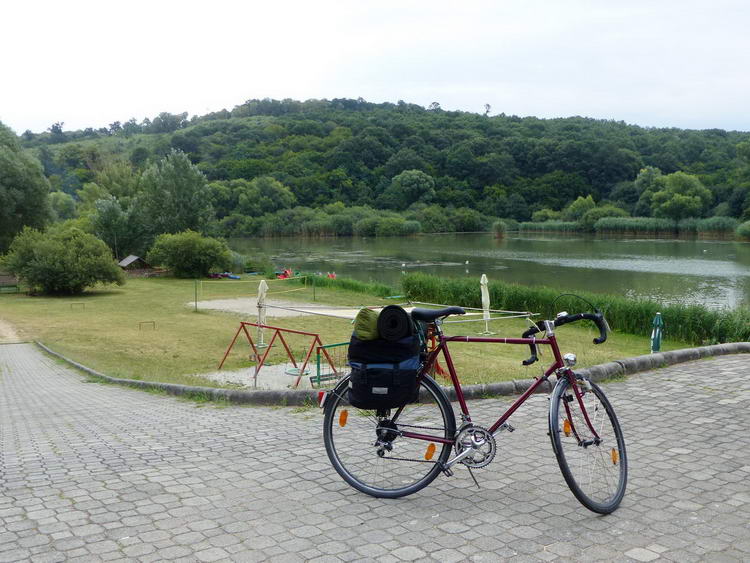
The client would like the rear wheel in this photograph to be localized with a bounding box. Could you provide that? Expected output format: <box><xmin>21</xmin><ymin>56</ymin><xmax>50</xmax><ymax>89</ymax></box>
<box><xmin>323</xmin><ymin>374</ymin><xmax>455</xmax><ymax>498</ymax></box>
<box><xmin>549</xmin><ymin>376</ymin><xmax>627</xmax><ymax>513</ymax></box>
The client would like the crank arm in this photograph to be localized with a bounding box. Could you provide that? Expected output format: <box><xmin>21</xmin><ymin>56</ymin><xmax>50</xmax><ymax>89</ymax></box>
<box><xmin>443</xmin><ymin>446</ymin><xmax>476</xmax><ymax>469</ymax></box>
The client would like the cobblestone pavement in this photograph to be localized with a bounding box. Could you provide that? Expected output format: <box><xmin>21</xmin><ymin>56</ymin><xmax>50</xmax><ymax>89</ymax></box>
<box><xmin>1</xmin><ymin>343</ymin><xmax>748</xmax><ymax>562</ymax></box>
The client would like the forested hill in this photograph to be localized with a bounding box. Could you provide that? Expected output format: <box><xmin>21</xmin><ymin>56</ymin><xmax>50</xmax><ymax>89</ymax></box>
<box><xmin>16</xmin><ymin>98</ymin><xmax>750</xmax><ymax>228</ymax></box>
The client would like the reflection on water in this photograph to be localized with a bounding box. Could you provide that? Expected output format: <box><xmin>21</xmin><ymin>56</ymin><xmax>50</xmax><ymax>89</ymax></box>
<box><xmin>230</xmin><ymin>234</ymin><xmax>750</xmax><ymax>310</ymax></box>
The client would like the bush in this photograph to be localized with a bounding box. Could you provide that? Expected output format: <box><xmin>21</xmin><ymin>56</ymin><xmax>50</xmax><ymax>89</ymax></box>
<box><xmin>375</xmin><ymin>217</ymin><xmax>409</xmax><ymax>236</ymax></box>
<box><xmin>493</xmin><ymin>220</ymin><xmax>507</xmax><ymax>238</ymax></box>
<box><xmin>353</xmin><ymin>217</ymin><xmax>380</xmax><ymax>237</ymax></box>
<box><xmin>737</xmin><ymin>221</ymin><xmax>750</xmax><ymax>240</ymax></box>
<box><xmin>243</xmin><ymin>255</ymin><xmax>275</xmax><ymax>276</ymax></box>
<box><xmin>1</xmin><ymin>227</ymin><xmax>124</xmax><ymax>294</ymax></box>
<box><xmin>579</xmin><ymin>206</ymin><xmax>629</xmax><ymax>232</ymax></box>
<box><xmin>531</xmin><ymin>208</ymin><xmax>561</xmax><ymax>222</ymax></box>
<box><xmin>497</xmin><ymin>218</ymin><xmax>520</xmax><ymax>231</ymax></box>
<box><xmin>146</xmin><ymin>230</ymin><xmax>232</xmax><ymax>278</ymax></box>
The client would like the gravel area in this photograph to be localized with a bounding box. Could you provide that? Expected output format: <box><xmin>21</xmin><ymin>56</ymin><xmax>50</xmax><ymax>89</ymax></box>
<box><xmin>194</xmin><ymin>297</ymin><xmax>372</xmax><ymax>319</ymax></box>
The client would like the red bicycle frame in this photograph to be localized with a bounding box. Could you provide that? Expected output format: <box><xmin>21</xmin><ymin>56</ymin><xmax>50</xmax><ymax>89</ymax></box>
<box><xmin>398</xmin><ymin>327</ymin><xmax>599</xmax><ymax>446</ymax></box>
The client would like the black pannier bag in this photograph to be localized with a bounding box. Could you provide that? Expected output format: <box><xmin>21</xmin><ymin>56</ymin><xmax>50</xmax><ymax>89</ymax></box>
<box><xmin>347</xmin><ymin>333</ymin><xmax>422</xmax><ymax>410</ymax></box>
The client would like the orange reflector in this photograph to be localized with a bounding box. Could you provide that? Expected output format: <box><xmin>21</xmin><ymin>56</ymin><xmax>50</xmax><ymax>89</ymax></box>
<box><xmin>563</xmin><ymin>419</ymin><xmax>572</xmax><ymax>437</ymax></box>
<box><xmin>611</xmin><ymin>448</ymin><xmax>619</xmax><ymax>465</ymax></box>
<box><xmin>339</xmin><ymin>410</ymin><xmax>348</xmax><ymax>427</ymax></box>
<box><xmin>425</xmin><ymin>443</ymin><xmax>436</xmax><ymax>461</ymax></box>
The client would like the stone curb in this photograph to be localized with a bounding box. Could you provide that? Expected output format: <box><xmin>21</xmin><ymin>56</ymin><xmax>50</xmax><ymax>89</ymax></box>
<box><xmin>36</xmin><ymin>340</ymin><xmax>750</xmax><ymax>407</ymax></box>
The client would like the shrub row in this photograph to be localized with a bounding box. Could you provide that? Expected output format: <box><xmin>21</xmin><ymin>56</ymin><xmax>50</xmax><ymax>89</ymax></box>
<box><xmin>217</xmin><ymin>204</ymin><xmax>501</xmax><ymax>238</ymax></box>
<box><xmin>401</xmin><ymin>273</ymin><xmax>750</xmax><ymax>345</ymax></box>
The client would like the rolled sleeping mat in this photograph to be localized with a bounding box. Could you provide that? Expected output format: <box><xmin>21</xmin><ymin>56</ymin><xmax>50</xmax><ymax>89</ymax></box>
<box><xmin>377</xmin><ymin>305</ymin><xmax>413</xmax><ymax>342</ymax></box>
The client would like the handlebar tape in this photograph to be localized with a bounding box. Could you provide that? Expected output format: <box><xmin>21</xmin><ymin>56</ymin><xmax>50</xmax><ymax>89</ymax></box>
<box><xmin>519</xmin><ymin>311</ymin><xmax>608</xmax><ymax>365</ymax></box>
<box><xmin>550</xmin><ymin>312</ymin><xmax>607</xmax><ymax>343</ymax></box>
<box><xmin>521</xmin><ymin>325</ymin><xmax>540</xmax><ymax>365</ymax></box>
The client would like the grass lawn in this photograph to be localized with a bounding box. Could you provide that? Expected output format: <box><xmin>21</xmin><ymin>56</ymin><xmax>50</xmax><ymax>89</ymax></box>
<box><xmin>0</xmin><ymin>276</ymin><xmax>689</xmax><ymax>388</ymax></box>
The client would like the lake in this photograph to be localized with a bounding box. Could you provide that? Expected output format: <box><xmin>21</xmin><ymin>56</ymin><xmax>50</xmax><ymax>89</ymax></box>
<box><xmin>230</xmin><ymin>234</ymin><xmax>750</xmax><ymax>310</ymax></box>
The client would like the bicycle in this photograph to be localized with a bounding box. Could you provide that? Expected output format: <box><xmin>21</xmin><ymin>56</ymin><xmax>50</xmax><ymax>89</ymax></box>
<box><xmin>321</xmin><ymin>306</ymin><xmax>628</xmax><ymax>514</ymax></box>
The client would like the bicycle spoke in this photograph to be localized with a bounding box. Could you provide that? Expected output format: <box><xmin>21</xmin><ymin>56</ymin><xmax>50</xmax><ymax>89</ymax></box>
<box><xmin>324</xmin><ymin>375</ymin><xmax>455</xmax><ymax>498</ymax></box>
<box><xmin>551</xmin><ymin>378</ymin><xmax>627</xmax><ymax>513</ymax></box>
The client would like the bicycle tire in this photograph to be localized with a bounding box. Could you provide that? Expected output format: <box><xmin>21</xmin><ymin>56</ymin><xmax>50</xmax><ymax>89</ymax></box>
<box><xmin>549</xmin><ymin>376</ymin><xmax>627</xmax><ymax>514</ymax></box>
<box><xmin>323</xmin><ymin>373</ymin><xmax>456</xmax><ymax>498</ymax></box>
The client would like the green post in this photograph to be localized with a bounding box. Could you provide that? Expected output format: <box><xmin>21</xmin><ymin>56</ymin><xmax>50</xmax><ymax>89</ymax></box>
<box><xmin>650</xmin><ymin>312</ymin><xmax>663</xmax><ymax>353</ymax></box>
<box><xmin>313</xmin><ymin>276</ymin><xmax>316</xmax><ymax>301</ymax></box>
<box><xmin>194</xmin><ymin>279</ymin><xmax>198</xmax><ymax>312</ymax></box>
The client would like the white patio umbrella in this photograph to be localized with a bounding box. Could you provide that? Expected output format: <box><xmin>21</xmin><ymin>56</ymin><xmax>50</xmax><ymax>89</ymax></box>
<box><xmin>479</xmin><ymin>274</ymin><xmax>495</xmax><ymax>335</ymax></box>
<box><xmin>257</xmin><ymin>279</ymin><xmax>269</xmax><ymax>349</ymax></box>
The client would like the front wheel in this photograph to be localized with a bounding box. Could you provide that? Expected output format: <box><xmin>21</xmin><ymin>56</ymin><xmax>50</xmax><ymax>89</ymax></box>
<box><xmin>323</xmin><ymin>374</ymin><xmax>456</xmax><ymax>498</ymax></box>
<box><xmin>549</xmin><ymin>376</ymin><xmax>627</xmax><ymax>513</ymax></box>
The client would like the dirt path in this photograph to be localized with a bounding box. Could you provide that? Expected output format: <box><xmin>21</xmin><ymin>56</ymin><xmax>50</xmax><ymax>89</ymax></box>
<box><xmin>0</xmin><ymin>319</ymin><xmax>21</xmax><ymax>343</ymax></box>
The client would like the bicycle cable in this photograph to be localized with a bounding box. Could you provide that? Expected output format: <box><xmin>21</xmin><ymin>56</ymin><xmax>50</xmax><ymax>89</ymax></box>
<box><xmin>551</xmin><ymin>292</ymin><xmax>599</xmax><ymax>312</ymax></box>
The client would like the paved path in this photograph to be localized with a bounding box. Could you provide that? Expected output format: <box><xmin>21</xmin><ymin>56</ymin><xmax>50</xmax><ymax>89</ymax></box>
<box><xmin>1</xmin><ymin>343</ymin><xmax>748</xmax><ymax>562</ymax></box>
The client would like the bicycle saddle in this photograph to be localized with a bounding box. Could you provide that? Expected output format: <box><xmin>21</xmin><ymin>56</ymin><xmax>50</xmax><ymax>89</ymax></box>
<box><xmin>410</xmin><ymin>307</ymin><xmax>466</xmax><ymax>322</ymax></box>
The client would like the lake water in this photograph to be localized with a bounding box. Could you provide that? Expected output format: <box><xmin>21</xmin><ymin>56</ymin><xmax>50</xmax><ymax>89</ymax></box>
<box><xmin>230</xmin><ymin>234</ymin><xmax>750</xmax><ymax>310</ymax></box>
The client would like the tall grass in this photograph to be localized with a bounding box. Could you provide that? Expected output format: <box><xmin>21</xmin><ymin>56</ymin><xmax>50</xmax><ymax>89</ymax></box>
<box><xmin>492</xmin><ymin>220</ymin><xmax>507</xmax><ymax>238</ymax></box>
<box><xmin>695</xmin><ymin>216</ymin><xmax>739</xmax><ymax>235</ymax></box>
<box><xmin>676</xmin><ymin>218</ymin><xmax>699</xmax><ymax>235</ymax></box>
<box><xmin>401</xmin><ymin>273</ymin><xmax>750</xmax><ymax>345</ymax></box>
<box><xmin>737</xmin><ymin>221</ymin><xmax>750</xmax><ymax>240</ymax></box>
<box><xmin>594</xmin><ymin>217</ymin><xmax>676</xmax><ymax>236</ymax></box>
<box><xmin>519</xmin><ymin>221</ymin><xmax>580</xmax><ymax>233</ymax></box>
<box><xmin>290</xmin><ymin>275</ymin><xmax>395</xmax><ymax>298</ymax></box>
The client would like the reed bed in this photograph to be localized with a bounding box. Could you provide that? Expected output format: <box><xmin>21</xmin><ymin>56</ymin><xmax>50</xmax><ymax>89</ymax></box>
<box><xmin>519</xmin><ymin>221</ymin><xmax>581</xmax><ymax>233</ymax></box>
<box><xmin>401</xmin><ymin>273</ymin><xmax>750</xmax><ymax>345</ymax></box>
<box><xmin>695</xmin><ymin>216</ymin><xmax>739</xmax><ymax>235</ymax></box>
<box><xmin>492</xmin><ymin>220</ymin><xmax>507</xmax><ymax>238</ymax></box>
<box><xmin>594</xmin><ymin>217</ymin><xmax>676</xmax><ymax>236</ymax></box>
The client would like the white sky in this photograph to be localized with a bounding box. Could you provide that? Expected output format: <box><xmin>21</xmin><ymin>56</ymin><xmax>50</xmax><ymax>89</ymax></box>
<box><xmin>2</xmin><ymin>0</ymin><xmax>749</xmax><ymax>134</ymax></box>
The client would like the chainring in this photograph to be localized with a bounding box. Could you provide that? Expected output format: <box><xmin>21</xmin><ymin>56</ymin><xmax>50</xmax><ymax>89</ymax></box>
<box><xmin>455</xmin><ymin>425</ymin><xmax>496</xmax><ymax>468</ymax></box>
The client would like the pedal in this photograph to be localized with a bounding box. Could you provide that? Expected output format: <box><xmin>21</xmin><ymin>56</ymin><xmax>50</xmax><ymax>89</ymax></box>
<box><xmin>497</xmin><ymin>422</ymin><xmax>515</xmax><ymax>433</ymax></box>
<box><xmin>441</xmin><ymin>464</ymin><xmax>454</xmax><ymax>477</ymax></box>
<box><xmin>506</xmin><ymin>424</ymin><xmax>515</xmax><ymax>433</ymax></box>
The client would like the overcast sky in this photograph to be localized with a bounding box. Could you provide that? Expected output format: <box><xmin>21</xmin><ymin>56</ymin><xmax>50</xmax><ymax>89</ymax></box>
<box><xmin>2</xmin><ymin>1</ymin><xmax>749</xmax><ymax>134</ymax></box>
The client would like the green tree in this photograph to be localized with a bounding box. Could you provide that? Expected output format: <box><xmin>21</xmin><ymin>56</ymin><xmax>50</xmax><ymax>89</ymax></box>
<box><xmin>0</xmin><ymin>122</ymin><xmax>51</xmax><ymax>251</ymax></box>
<box><xmin>650</xmin><ymin>172</ymin><xmax>712</xmax><ymax>221</ymax></box>
<box><xmin>146</xmin><ymin>230</ymin><xmax>231</xmax><ymax>278</ymax></box>
<box><xmin>236</xmin><ymin>177</ymin><xmax>296</xmax><ymax>216</ymax></box>
<box><xmin>1</xmin><ymin>226</ymin><xmax>124</xmax><ymax>294</ymax></box>
<box><xmin>137</xmin><ymin>150</ymin><xmax>214</xmax><ymax>237</ymax></box>
<box><xmin>377</xmin><ymin>169</ymin><xmax>435</xmax><ymax>209</ymax></box>
<box><xmin>76</xmin><ymin>182</ymin><xmax>110</xmax><ymax>214</ymax></box>
<box><xmin>49</xmin><ymin>191</ymin><xmax>77</xmax><ymax>221</ymax></box>
<box><xmin>633</xmin><ymin>166</ymin><xmax>663</xmax><ymax>216</ymax></box>
<box><xmin>94</xmin><ymin>160</ymin><xmax>140</xmax><ymax>200</ymax></box>
<box><xmin>90</xmin><ymin>198</ymin><xmax>147</xmax><ymax>260</ymax></box>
